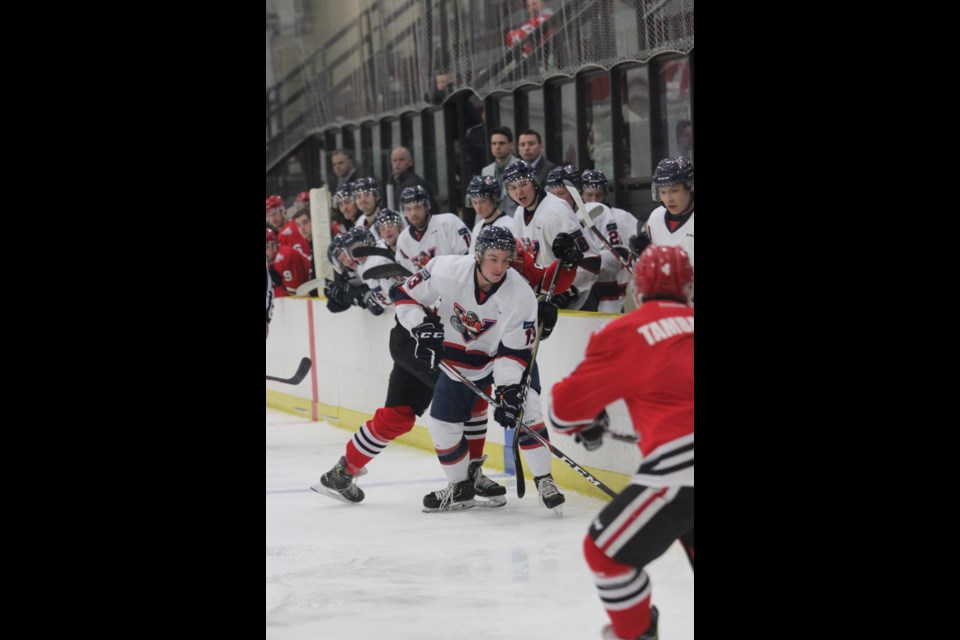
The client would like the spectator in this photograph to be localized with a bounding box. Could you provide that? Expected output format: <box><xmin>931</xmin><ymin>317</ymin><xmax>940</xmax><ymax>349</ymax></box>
<box><xmin>331</xmin><ymin>149</ymin><xmax>357</xmax><ymax>189</ymax></box>
<box><xmin>518</xmin><ymin>129</ymin><xmax>556</xmax><ymax>188</ymax></box>
<box><xmin>506</xmin><ymin>0</ymin><xmax>557</xmax><ymax>64</ymax></box>
<box><xmin>427</xmin><ymin>72</ymin><xmax>455</xmax><ymax>105</ymax></box>
<box><xmin>389</xmin><ymin>146</ymin><xmax>439</xmax><ymax>213</ymax></box>
<box><xmin>480</xmin><ymin>127</ymin><xmax>520</xmax><ymax>216</ymax></box>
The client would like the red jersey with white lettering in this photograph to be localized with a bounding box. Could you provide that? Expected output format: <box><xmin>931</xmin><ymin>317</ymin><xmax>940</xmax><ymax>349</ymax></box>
<box><xmin>277</xmin><ymin>220</ymin><xmax>311</xmax><ymax>258</ymax></box>
<box><xmin>549</xmin><ymin>300</ymin><xmax>694</xmax><ymax>487</ymax></box>
<box><xmin>272</xmin><ymin>244</ymin><xmax>312</xmax><ymax>295</ymax></box>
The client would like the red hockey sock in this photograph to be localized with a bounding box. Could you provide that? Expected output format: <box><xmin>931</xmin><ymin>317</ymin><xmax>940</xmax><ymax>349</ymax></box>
<box><xmin>344</xmin><ymin>406</ymin><xmax>416</xmax><ymax>474</ymax></box>
<box><xmin>584</xmin><ymin>535</ymin><xmax>655</xmax><ymax>639</ymax></box>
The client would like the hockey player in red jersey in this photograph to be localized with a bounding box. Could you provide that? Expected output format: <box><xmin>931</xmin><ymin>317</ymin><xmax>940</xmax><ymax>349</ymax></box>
<box><xmin>548</xmin><ymin>245</ymin><xmax>694</xmax><ymax>640</ymax></box>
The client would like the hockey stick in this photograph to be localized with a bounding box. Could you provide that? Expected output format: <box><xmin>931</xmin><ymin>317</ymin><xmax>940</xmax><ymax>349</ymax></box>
<box><xmin>506</xmin><ymin>259</ymin><xmax>562</xmax><ymax>497</ymax></box>
<box><xmin>294</xmin><ymin>278</ymin><xmax>321</xmax><ymax>297</ymax></box>
<box><xmin>350</xmin><ymin>246</ymin><xmax>397</xmax><ymax>260</ymax></box>
<box><xmin>564</xmin><ymin>181</ymin><xmax>634</xmax><ymax>275</ymax></box>
<box><xmin>438</xmin><ymin>362</ymin><xmax>620</xmax><ymax>499</ymax></box>
<box><xmin>362</xmin><ymin>263</ymin><xmax>412</xmax><ymax>280</ymax></box>
<box><xmin>311</xmin><ymin>187</ymin><xmax>333</xmax><ymax>282</ymax></box>
<box><xmin>266</xmin><ymin>357</ymin><xmax>312</xmax><ymax>385</ymax></box>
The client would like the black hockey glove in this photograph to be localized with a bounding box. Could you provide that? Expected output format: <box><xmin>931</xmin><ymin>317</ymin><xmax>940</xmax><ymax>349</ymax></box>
<box><xmin>323</xmin><ymin>278</ymin><xmax>351</xmax><ymax>306</ymax></box>
<box><xmin>552</xmin><ymin>285</ymin><xmax>579</xmax><ymax>309</ymax></box>
<box><xmin>538</xmin><ymin>298</ymin><xmax>559</xmax><ymax>340</ymax></box>
<box><xmin>552</xmin><ymin>232</ymin><xmax>584</xmax><ymax>268</ymax></box>
<box><xmin>629</xmin><ymin>228</ymin><xmax>651</xmax><ymax>257</ymax></box>
<box><xmin>574</xmin><ymin>410</ymin><xmax>608</xmax><ymax>451</ymax></box>
<box><xmin>494</xmin><ymin>383</ymin><xmax>524</xmax><ymax>428</ymax></box>
<box><xmin>411</xmin><ymin>315</ymin><xmax>445</xmax><ymax>369</ymax></box>
<box><xmin>361</xmin><ymin>290</ymin><xmax>384</xmax><ymax>316</ymax></box>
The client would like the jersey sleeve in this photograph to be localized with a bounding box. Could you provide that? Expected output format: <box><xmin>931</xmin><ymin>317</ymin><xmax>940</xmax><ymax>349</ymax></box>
<box><xmin>549</xmin><ymin>323</ymin><xmax>637</xmax><ymax>433</ymax></box>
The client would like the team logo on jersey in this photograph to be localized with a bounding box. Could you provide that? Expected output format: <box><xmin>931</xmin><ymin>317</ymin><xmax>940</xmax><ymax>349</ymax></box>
<box><xmin>415</xmin><ymin>248</ymin><xmax>437</xmax><ymax>268</ymax></box>
<box><xmin>404</xmin><ymin>268</ymin><xmax>431</xmax><ymax>290</ymax></box>
<box><xmin>450</xmin><ymin>302</ymin><xmax>496</xmax><ymax>342</ymax></box>
<box><xmin>519</xmin><ymin>237</ymin><xmax>541</xmax><ymax>261</ymax></box>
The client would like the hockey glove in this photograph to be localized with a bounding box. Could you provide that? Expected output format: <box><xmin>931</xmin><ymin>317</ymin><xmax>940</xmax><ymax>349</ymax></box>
<box><xmin>552</xmin><ymin>285</ymin><xmax>579</xmax><ymax>309</ymax></box>
<box><xmin>494</xmin><ymin>383</ymin><xmax>524</xmax><ymax>428</ymax></box>
<box><xmin>552</xmin><ymin>232</ymin><xmax>584</xmax><ymax>268</ymax></box>
<box><xmin>411</xmin><ymin>315</ymin><xmax>445</xmax><ymax>369</ymax></box>
<box><xmin>574</xmin><ymin>410</ymin><xmax>608</xmax><ymax>451</ymax></box>
<box><xmin>362</xmin><ymin>290</ymin><xmax>384</xmax><ymax>316</ymax></box>
<box><xmin>629</xmin><ymin>228</ymin><xmax>651</xmax><ymax>257</ymax></box>
<box><xmin>538</xmin><ymin>299</ymin><xmax>559</xmax><ymax>341</ymax></box>
<box><xmin>323</xmin><ymin>278</ymin><xmax>351</xmax><ymax>306</ymax></box>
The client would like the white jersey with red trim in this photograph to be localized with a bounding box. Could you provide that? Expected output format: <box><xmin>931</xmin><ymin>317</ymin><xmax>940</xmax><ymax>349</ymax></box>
<box><xmin>644</xmin><ymin>206</ymin><xmax>694</xmax><ymax>266</ymax></box>
<box><xmin>395</xmin><ymin>255</ymin><xmax>537</xmax><ymax>386</ymax></box>
<box><xmin>355</xmin><ymin>239</ymin><xmax>400</xmax><ymax>307</ymax></box>
<box><xmin>509</xmin><ymin>191</ymin><xmax>600</xmax><ymax>309</ymax></box>
<box><xmin>396</xmin><ymin>213</ymin><xmax>472</xmax><ymax>274</ymax></box>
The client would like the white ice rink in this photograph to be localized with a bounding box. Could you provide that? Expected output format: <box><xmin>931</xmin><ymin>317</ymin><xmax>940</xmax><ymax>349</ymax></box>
<box><xmin>266</xmin><ymin>408</ymin><xmax>694</xmax><ymax>639</ymax></box>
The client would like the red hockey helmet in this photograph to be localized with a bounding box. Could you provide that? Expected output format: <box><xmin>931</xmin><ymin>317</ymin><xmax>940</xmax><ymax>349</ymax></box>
<box><xmin>266</xmin><ymin>195</ymin><xmax>284</xmax><ymax>211</ymax></box>
<box><xmin>295</xmin><ymin>191</ymin><xmax>310</xmax><ymax>203</ymax></box>
<box><xmin>635</xmin><ymin>245</ymin><xmax>693</xmax><ymax>301</ymax></box>
<box><xmin>266</xmin><ymin>228</ymin><xmax>277</xmax><ymax>244</ymax></box>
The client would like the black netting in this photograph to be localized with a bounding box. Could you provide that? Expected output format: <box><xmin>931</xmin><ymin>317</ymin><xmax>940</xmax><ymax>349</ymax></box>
<box><xmin>267</xmin><ymin>0</ymin><xmax>693</xmax><ymax>171</ymax></box>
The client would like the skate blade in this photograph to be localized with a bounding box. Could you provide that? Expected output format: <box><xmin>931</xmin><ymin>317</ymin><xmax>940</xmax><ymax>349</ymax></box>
<box><xmin>550</xmin><ymin>504</ymin><xmax>564</xmax><ymax>518</ymax></box>
<box><xmin>310</xmin><ymin>483</ymin><xmax>362</xmax><ymax>504</ymax></box>
<box><xmin>422</xmin><ymin>499</ymin><xmax>477</xmax><ymax>513</ymax></box>
<box><xmin>474</xmin><ymin>495</ymin><xmax>507</xmax><ymax>508</ymax></box>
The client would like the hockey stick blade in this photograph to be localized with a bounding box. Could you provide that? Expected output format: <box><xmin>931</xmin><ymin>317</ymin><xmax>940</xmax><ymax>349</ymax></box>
<box><xmin>351</xmin><ymin>246</ymin><xmax>397</xmax><ymax>260</ymax></box>
<box><xmin>294</xmin><ymin>278</ymin><xmax>321</xmax><ymax>296</ymax></box>
<box><xmin>266</xmin><ymin>357</ymin><xmax>312</xmax><ymax>385</ymax></box>
<box><xmin>363</xmin><ymin>263</ymin><xmax>412</xmax><ymax>280</ymax></box>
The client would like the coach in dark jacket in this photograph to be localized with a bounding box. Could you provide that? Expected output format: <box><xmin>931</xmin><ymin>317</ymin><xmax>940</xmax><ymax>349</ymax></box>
<box><xmin>389</xmin><ymin>147</ymin><xmax>439</xmax><ymax>213</ymax></box>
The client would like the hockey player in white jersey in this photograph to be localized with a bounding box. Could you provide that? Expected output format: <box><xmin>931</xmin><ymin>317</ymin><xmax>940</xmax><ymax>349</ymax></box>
<box><xmin>580</xmin><ymin>169</ymin><xmax>637</xmax><ymax>312</ymax></box>
<box><xmin>396</xmin><ymin>185</ymin><xmax>472</xmax><ymax>274</ymax></box>
<box><xmin>311</xmin><ymin>217</ymin><xmax>498</xmax><ymax>506</ymax></box>
<box><xmin>352</xmin><ymin>177</ymin><xmax>386</xmax><ymax>241</ymax></box>
<box><xmin>395</xmin><ymin>226</ymin><xmax>561</xmax><ymax>512</ymax></box>
<box><xmin>321</xmin><ymin>228</ymin><xmax>388</xmax><ymax>316</ymax></box>
<box><xmin>466</xmin><ymin>175</ymin><xmax>513</xmax><ymax>258</ymax></box>
<box><xmin>642</xmin><ymin>157</ymin><xmax>694</xmax><ymax>266</ymax></box>
<box><xmin>503</xmin><ymin>160</ymin><xmax>600</xmax><ymax>310</ymax></box>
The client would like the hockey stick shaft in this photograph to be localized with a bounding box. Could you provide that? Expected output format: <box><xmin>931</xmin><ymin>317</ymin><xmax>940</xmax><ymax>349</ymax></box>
<box><xmin>362</xmin><ymin>263</ymin><xmax>412</xmax><ymax>280</ymax></box>
<box><xmin>563</xmin><ymin>182</ymin><xmax>634</xmax><ymax>275</ymax></box>
<box><xmin>266</xmin><ymin>357</ymin><xmax>312</xmax><ymax>385</ymax></box>
<box><xmin>437</xmin><ymin>362</ymin><xmax>620</xmax><ymax>498</ymax></box>
<box><xmin>350</xmin><ymin>245</ymin><xmax>397</xmax><ymax>260</ymax></box>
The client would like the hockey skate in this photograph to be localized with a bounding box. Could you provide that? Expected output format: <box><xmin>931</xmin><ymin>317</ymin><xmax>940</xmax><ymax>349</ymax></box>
<box><xmin>600</xmin><ymin>605</ymin><xmax>658</xmax><ymax>640</ymax></box>
<box><xmin>422</xmin><ymin>479</ymin><xmax>476</xmax><ymax>512</ymax></box>
<box><xmin>311</xmin><ymin>456</ymin><xmax>366</xmax><ymax>504</ymax></box>
<box><xmin>467</xmin><ymin>455</ymin><xmax>507</xmax><ymax>507</ymax></box>
<box><xmin>534</xmin><ymin>474</ymin><xmax>565</xmax><ymax>516</ymax></box>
